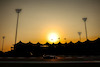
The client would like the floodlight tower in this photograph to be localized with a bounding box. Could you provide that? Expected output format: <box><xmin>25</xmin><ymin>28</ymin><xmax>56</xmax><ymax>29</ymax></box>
<box><xmin>64</xmin><ymin>38</ymin><xmax>67</xmax><ymax>43</ymax></box>
<box><xmin>15</xmin><ymin>9</ymin><xmax>22</xmax><ymax>44</ymax></box>
<box><xmin>58</xmin><ymin>37</ymin><xmax>60</xmax><ymax>42</ymax></box>
<box><xmin>82</xmin><ymin>18</ymin><xmax>88</xmax><ymax>40</ymax></box>
<box><xmin>51</xmin><ymin>39</ymin><xmax>54</xmax><ymax>44</ymax></box>
<box><xmin>78</xmin><ymin>32</ymin><xmax>82</xmax><ymax>41</ymax></box>
<box><xmin>2</xmin><ymin>36</ymin><xmax>5</xmax><ymax>52</ymax></box>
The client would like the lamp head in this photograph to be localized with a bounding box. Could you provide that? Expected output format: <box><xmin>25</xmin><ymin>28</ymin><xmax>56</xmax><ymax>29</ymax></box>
<box><xmin>64</xmin><ymin>38</ymin><xmax>66</xmax><ymax>40</ymax></box>
<box><xmin>3</xmin><ymin>36</ymin><xmax>5</xmax><ymax>39</ymax></box>
<box><xmin>78</xmin><ymin>32</ymin><xmax>82</xmax><ymax>35</ymax></box>
<box><xmin>82</xmin><ymin>18</ymin><xmax>87</xmax><ymax>22</ymax></box>
<box><xmin>15</xmin><ymin>9</ymin><xmax>22</xmax><ymax>13</ymax></box>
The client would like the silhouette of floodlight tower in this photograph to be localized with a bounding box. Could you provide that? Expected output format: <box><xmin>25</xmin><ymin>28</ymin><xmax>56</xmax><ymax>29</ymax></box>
<box><xmin>78</xmin><ymin>32</ymin><xmax>82</xmax><ymax>41</ymax></box>
<box><xmin>15</xmin><ymin>9</ymin><xmax>22</xmax><ymax>44</ymax></box>
<box><xmin>51</xmin><ymin>39</ymin><xmax>54</xmax><ymax>44</ymax></box>
<box><xmin>64</xmin><ymin>38</ymin><xmax>67</xmax><ymax>43</ymax></box>
<box><xmin>58</xmin><ymin>37</ymin><xmax>60</xmax><ymax>42</ymax></box>
<box><xmin>82</xmin><ymin>17</ymin><xmax>88</xmax><ymax>40</ymax></box>
<box><xmin>2</xmin><ymin>36</ymin><xmax>5</xmax><ymax>52</ymax></box>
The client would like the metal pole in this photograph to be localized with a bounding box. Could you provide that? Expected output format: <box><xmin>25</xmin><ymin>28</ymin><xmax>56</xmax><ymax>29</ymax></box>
<box><xmin>15</xmin><ymin>13</ymin><xmax>19</xmax><ymax>44</ymax></box>
<box><xmin>82</xmin><ymin>18</ymin><xmax>88</xmax><ymax>40</ymax></box>
<box><xmin>64</xmin><ymin>38</ymin><xmax>66</xmax><ymax>43</ymax></box>
<box><xmin>2</xmin><ymin>36</ymin><xmax>5</xmax><ymax>52</ymax></box>
<box><xmin>84</xmin><ymin>21</ymin><xmax>88</xmax><ymax>40</ymax></box>
<box><xmin>79</xmin><ymin>35</ymin><xmax>81</xmax><ymax>41</ymax></box>
<box><xmin>78</xmin><ymin>32</ymin><xmax>81</xmax><ymax>41</ymax></box>
<box><xmin>58</xmin><ymin>37</ymin><xmax>60</xmax><ymax>42</ymax></box>
<box><xmin>2</xmin><ymin>39</ymin><xmax>4</xmax><ymax>51</ymax></box>
<box><xmin>15</xmin><ymin>9</ymin><xmax>22</xmax><ymax>44</ymax></box>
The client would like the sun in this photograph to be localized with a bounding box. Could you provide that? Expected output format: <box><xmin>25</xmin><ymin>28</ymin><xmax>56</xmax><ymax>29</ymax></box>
<box><xmin>48</xmin><ymin>33</ymin><xmax>58</xmax><ymax>43</ymax></box>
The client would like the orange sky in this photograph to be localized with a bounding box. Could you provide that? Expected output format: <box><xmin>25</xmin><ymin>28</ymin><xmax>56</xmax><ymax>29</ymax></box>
<box><xmin>0</xmin><ymin>0</ymin><xmax>100</xmax><ymax>52</ymax></box>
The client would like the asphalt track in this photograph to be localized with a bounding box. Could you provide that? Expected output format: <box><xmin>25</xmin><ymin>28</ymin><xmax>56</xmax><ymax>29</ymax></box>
<box><xmin>1</xmin><ymin>56</ymin><xmax>100</xmax><ymax>63</ymax></box>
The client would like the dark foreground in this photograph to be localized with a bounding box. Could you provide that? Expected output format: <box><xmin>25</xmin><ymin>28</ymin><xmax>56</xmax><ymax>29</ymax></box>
<box><xmin>1</xmin><ymin>56</ymin><xmax>100</xmax><ymax>63</ymax></box>
<box><xmin>1</xmin><ymin>56</ymin><xmax>100</xmax><ymax>67</ymax></box>
<box><xmin>0</xmin><ymin>63</ymin><xmax>100</xmax><ymax>67</ymax></box>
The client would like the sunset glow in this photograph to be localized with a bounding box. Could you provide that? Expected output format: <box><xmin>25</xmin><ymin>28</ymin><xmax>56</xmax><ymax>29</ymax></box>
<box><xmin>0</xmin><ymin>0</ymin><xmax>100</xmax><ymax>52</ymax></box>
<box><xmin>48</xmin><ymin>33</ymin><xmax>58</xmax><ymax>43</ymax></box>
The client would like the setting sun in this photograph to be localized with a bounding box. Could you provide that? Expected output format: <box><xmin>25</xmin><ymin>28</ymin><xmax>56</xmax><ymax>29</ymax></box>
<box><xmin>48</xmin><ymin>33</ymin><xmax>58</xmax><ymax>43</ymax></box>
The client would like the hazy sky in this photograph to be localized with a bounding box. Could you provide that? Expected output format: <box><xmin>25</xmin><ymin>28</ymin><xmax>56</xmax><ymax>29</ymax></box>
<box><xmin>0</xmin><ymin>0</ymin><xmax>100</xmax><ymax>52</ymax></box>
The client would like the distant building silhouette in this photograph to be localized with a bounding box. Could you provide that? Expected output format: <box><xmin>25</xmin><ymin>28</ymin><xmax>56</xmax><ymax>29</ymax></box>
<box><xmin>1</xmin><ymin>38</ymin><xmax>100</xmax><ymax>57</ymax></box>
